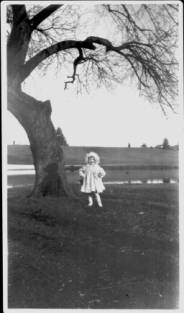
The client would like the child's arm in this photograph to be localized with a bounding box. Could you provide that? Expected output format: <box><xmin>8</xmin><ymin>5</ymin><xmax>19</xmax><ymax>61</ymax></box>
<box><xmin>79</xmin><ymin>166</ymin><xmax>86</xmax><ymax>177</ymax></box>
<box><xmin>98</xmin><ymin>167</ymin><xmax>106</xmax><ymax>178</ymax></box>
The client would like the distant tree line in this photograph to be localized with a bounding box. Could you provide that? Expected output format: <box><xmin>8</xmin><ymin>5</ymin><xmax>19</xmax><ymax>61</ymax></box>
<box><xmin>127</xmin><ymin>138</ymin><xmax>179</xmax><ymax>150</ymax></box>
<box><xmin>155</xmin><ymin>138</ymin><xmax>179</xmax><ymax>150</ymax></box>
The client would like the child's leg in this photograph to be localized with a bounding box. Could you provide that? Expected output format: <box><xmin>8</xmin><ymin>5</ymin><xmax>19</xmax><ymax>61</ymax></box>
<box><xmin>88</xmin><ymin>193</ymin><xmax>93</xmax><ymax>206</ymax></box>
<box><xmin>95</xmin><ymin>192</ymin><xmax>103</xmax><ymax>207</ymax></box>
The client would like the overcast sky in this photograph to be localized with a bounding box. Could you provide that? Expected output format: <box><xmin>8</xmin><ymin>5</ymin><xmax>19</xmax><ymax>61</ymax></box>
<box><xmin>6</xmin><ymin>68</ymin><xmax>181</xmax><ymax>147</ymax></box>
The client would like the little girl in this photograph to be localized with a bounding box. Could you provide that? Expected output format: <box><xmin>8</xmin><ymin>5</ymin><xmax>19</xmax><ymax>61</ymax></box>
<box><xmin>79</xmin><ymin>152</ymin><xmax>106</xmax><ymax>207</ymax></box>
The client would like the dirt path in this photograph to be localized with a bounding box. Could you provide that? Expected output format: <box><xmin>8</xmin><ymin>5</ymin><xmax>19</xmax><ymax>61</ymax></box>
<box><xmin>8</xmin><ymin>186</ymin><xmax>179</xmax><ymax>308</ymax></box>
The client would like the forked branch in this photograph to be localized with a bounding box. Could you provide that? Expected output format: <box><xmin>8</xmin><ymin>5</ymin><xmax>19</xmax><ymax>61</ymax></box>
<box><xmin>64</xmin><ymin>48</ymin><xmax>84</xmax><ymax>89</ymax></box>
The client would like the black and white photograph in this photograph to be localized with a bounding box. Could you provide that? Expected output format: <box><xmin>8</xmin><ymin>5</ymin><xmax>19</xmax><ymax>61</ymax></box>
<box><xmin>2</xmin><ymin>0</ymin><xmax>183</xmax><ymax>311</ymax></box>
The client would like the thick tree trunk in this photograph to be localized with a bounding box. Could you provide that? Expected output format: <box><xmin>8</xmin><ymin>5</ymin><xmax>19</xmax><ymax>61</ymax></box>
<box><xmin>7</xmin><ymin>6</ymin><xmax>76</xmax><ymax>198</ymax></box>
<box><xmin>8</xmin><ymin>88</ymin><xmax>72</xmax><ymax>197</ymax></box>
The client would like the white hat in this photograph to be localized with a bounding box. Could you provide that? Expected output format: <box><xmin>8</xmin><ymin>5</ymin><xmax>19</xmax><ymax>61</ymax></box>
<box><xmin>85</xmin><ymin>151</ymin><xmax>100</xmax><ymax>164</ymax></box>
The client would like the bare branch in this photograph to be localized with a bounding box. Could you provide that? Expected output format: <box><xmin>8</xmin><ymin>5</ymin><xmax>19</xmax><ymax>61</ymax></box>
<box><xmin>30</xmin><ymin>5</ymin><xmax>62</xmax><ymax>28</ymax></box>
<box><xmin>168</xmin><ymin>4</ymin><xmax>179</xmax><ymax>12</ymax></box>
<box><xmin>10</xmin><ymin>4</ymin><xmax>178</xmax><ymax>113</ymax></box>
<box><xmin>122</xmin><ymin>4</ymin><xmax>150</xmax><ymax>33</ymax></box>
<box><xmin>21</xmin><ymin>39</ymin><xmax>96</xmax><ymax>81</ymax></box>
<box><xmin>163</xmin><ymin>5</ymin><xmax>178</xmax><ymax>26</ymax></box>
<box><xmin>21</xmin><ymin>32</ymin><xmax>178</xmax><ymax>112</ymax></box>
<box><xmin>64</xmin><ymin>48</ymin><xmax>83</xmax><ymax>89</ymax></box>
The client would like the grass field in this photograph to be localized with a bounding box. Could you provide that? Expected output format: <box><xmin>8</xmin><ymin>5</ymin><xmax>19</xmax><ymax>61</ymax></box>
<box><xmin>63</xmin><ymin>146</ymin><xmax>178</xmax><ymax>167</ymax></box>
<box><xmin>8</xmin><ymin>145</ymin><xmax>179</xmax><ymax>185</ymax></box>
<box><xmin>8</xmin><ymin>183</ymin><xmax>179</xmax><ymax>309</ymax></box>
<box><xmin>66</xmin><ymin>167</ymin><xmax>178</xmax><ymax>184</ymax></box>
<box><xmin>8</xmin><ymin>167</ymin><xmax>178</xmax><ymax>189</ymax></box>
<box><xmin>7</xmin><ymin>144</ymin><xmax>179</xmax><ymax>308</ymax></box>
<box><xmin>8</xmin><ymin>145</ymin><xmax>178</xmax><ymax>166</ymax></box>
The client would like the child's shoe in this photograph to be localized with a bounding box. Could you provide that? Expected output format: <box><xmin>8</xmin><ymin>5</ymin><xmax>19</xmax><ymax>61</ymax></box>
<box><xmin>95</xmin><ymin>193</ymin><xmax>103</xmax><ymax>207</ymax></box>
<box><xmin>98</xmin><ymin>202</ymin><xmax>103</xmax><ymax>208</ymax></box>
<box><xmin>88</xmin><ymin>196</ymin><xmax>93</xmax><ymax>207</ymax></box>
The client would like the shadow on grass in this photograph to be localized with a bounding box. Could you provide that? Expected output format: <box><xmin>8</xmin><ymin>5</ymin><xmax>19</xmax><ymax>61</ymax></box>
<box><xmin>7</xmin><ymin>185</ymin><xmax>179</xmax><ymax>309</ymax></box>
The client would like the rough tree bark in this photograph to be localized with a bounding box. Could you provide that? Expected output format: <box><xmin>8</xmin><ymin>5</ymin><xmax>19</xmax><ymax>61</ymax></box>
<box><xmin>7</xmin><ymin>5</ymin><xmax>71</xmax><ymax>197</ymax></box>
<box><xmin>8</xmin><ymin>90</ymin><xmax>70</xmax><ymax>197</ymax></box>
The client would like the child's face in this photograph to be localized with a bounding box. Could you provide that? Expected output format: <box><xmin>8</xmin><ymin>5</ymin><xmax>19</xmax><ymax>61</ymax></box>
<box><xmin>88</xmin><ymin>156</ymin><xmax>95</xmax><ymax>164</ymax></box>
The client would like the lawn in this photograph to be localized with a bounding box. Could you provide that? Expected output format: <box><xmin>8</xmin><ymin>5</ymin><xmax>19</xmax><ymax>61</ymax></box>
<box><xmin>8</xmin><ymin>184</ymin><xmax>179</xmax><ymax>309</ymax></box>
<box><xmin>66</xmin><ymin>166</ymin><xmax>178</xmax><ymax>184</ymax></box>
<box><xmin>8</xmin><ymin>144</ymin><xmax>178</xmax><ymax>167</ymax></box>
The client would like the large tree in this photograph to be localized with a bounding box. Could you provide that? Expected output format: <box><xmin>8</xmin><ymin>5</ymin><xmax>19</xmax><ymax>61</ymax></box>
<box><xmin>6</xmin><ymin>3</ymin><xmax>179</xmax><ymax>197</ymax></box>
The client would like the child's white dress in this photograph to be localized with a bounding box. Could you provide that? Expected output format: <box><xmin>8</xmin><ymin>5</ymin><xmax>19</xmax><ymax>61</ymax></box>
<box><xmin>79</xmin><ymin>164</ymin><xmax>106</xmax><ymax>193</ymax></box>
